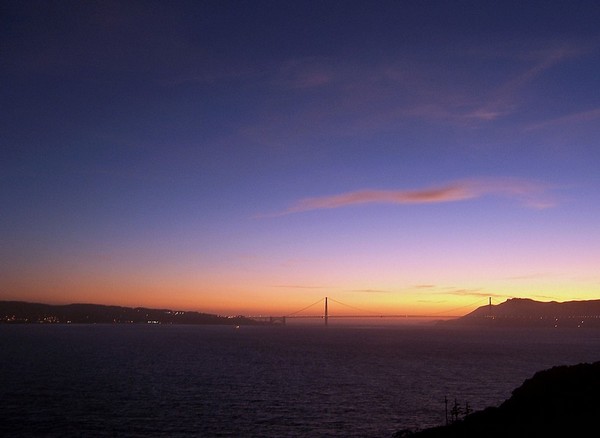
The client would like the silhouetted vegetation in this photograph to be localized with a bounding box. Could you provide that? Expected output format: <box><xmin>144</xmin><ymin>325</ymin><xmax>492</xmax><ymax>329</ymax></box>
<box><xmin>395</xmin><ymin>361</ymin><xmax>600</xmax><ymax>437</ymax></box>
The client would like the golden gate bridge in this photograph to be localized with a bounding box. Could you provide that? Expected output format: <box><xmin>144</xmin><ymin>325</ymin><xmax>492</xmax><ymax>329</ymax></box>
<box><xmin>253</xmin><ymin>296</ymin><xmax>493</xmax><ymax>325</ymax></box>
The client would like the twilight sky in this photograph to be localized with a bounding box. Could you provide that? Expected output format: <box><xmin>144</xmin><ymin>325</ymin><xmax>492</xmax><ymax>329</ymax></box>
<box><xmin>2</xmin><ymin>1</ymin><xmax>600</xmax><ymax>316</ymax></box>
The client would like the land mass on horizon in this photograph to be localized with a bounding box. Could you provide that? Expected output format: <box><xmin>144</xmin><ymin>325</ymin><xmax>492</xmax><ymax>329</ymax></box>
<box><xmin>2</xmin><ymin>298</ymin><xmax>600</xmax><ymax>327</ymax></box>
<box><xmin>444</xmin><ymin>298</ymin><xmax>600</xmax><ymax>328</ymax></box>
<box><xmin>0</xmin><ymin>301</ymin><xmax>262</xmax><ymax>325</ymax></box>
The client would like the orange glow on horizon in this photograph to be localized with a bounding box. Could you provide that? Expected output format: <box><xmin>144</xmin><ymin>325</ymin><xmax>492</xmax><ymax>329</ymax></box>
<box><xmin>3</xmin><ymin>254</ymin><xmax>599</xmax><ymax>317</ymax></box>
<box><xmin>4</xmin><ymin>275</ymin><xmax>598</xmax><ymax>319</ymax></box>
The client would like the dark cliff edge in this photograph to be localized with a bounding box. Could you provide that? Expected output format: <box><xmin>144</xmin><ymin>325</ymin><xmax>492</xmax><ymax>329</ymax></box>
<box><xmin>395</xmin><ymin>361</ymin><xmax>600</xmax><ymax>437</ymax></box>
<box><xmin>0</xmin><ymin>300</ymin><xmax>262</xmax><ymax>325</ymax></box>
<box><xmin>441</xmin><ymin>298</ymin><xmax>600</xmax><ymax>328</ymax></box>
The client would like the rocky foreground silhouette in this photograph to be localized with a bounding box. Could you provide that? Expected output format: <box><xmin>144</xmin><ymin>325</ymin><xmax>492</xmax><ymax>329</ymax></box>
<box><xmin>395</xmin><ymin>361</ymin><xmax>600</xmax><ymax>437</ymax></box>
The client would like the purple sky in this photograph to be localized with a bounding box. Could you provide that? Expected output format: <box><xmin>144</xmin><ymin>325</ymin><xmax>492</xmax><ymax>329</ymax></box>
<box><xmin>2</xmin><ymin>1</ymin><xmax>600</xmax><ymax>315</ymax></box>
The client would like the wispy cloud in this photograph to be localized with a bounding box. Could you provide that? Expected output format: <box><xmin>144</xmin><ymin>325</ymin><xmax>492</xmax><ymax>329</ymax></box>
<box><xmin>272</xmin><ymin>285</ymin><xmax>329</xmax><ymax>289</ymax></box>
<box><xmin>415</xmin><ymin>285</ymin><xmax>505</xmax><ymax>300</ymax></box>
<box><xmin>270</xmin><ymin>178</ymin><xmax>555</xmax><ymax>216</ymax></box>
<box><xmin>526</xmin><ymin>107</ymin><xmax>600</xmax><ymax>131</ymax></box>
<box><xmin>237</xmin><ymin>42</ymin><xmax>594</xmax><ymax>154</ymax></box>
<box><xmin>349</xmin><ymin>289</ymin><xmax>391</xmax><ymax>294</ymax></box>
<box><xmin>438</xmin><ymin>289</ymin><xmax>503</xmax><ymax>299</ymax></box>
<box><xmin>275</xmin><ymin>58</ymin><xmax>334</xmax><ymax>89</ymax></box>
<box><xmin>506</xmin><ymin>272</ymin><xmax>552</xmax><ymax>280</ymax></box>
<box><xmin>463</xmin><ymin>44</ymin><xmax>585</xmax><ymax>122</ymax></box>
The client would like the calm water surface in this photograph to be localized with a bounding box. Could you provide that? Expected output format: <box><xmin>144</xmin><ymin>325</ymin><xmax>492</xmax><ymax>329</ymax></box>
<box><xmin>1</xmin><ymin>324</ymin><xmax>599</xmax><ymax>437</ymax></box>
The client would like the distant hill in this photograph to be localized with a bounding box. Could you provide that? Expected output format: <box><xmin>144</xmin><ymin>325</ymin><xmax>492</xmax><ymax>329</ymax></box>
<box><xmin>0</xmin><ymin>301</ymin><xmax>262</xmax><ymax>325</ymax></box>
<box><xmin>395</xmin><ymin>361</ymin><xmax>600</xmax><ymax>437</ymax></box>
<box><xmin>444</xmin><ymin>298</ymin><xmax>600</xmax><ymax>328</ymax></box>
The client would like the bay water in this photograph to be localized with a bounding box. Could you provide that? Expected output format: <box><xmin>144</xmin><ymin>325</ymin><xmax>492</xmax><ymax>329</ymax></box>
<box><xmin>1</xmin><ymin>323</ymin><xmax>599</xmax><ymax>437</ymax></box>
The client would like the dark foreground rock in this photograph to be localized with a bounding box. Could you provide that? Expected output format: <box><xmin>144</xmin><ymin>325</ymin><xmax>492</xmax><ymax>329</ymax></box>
<box><xmin>396</xmin><ymin>361</ymin><xmax>600</xmax><ymax>437</ymax></box>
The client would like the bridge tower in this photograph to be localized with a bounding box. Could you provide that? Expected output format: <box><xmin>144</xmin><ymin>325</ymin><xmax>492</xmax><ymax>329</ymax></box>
<box><xmin>324</xmin><ymin>296</ymin><xmax>329</xmax><ymax>326</ymax></box>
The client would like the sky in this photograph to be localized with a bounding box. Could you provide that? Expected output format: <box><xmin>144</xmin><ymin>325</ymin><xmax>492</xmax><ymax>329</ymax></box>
<box><xmin>2</xmin><ymin>0</ymin><xmax>600</xmax><ymax>317</ymax></box>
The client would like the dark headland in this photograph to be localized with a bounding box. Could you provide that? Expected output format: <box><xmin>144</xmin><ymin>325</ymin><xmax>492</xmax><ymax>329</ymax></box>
<box><xmin>404</xmin><ymin>298</ymin><xmax>600</xmax><ymax>437</ymax></box>
<box><xmin>395</xmin><ymin>361</ymin><xmax>600</xmax><ymax>437</ymax></box>
<box><xmin>0</xmin><ymin>300</ymin><xmax>261</xmax><ymax>325</ymax></box>
<box><xmin>441</xmin><ymin>298</ymin><xmax>600</xmax><ymax>328</ymax></box>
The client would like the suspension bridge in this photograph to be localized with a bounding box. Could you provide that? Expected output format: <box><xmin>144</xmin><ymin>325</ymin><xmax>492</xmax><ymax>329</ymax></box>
<box><xmin>252</xmin><ymin>296</ymin><xmax>494</xmax><ymax>325</ymax></box>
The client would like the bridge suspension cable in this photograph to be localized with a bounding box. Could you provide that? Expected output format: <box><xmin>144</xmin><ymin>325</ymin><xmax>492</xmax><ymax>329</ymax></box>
<box><xmin>426</xmin><ymin>297</ymin><xmax>491</xmax><ymax>316</ymax></box>
<box><xmin>279</xmin><ymin>296</ymin><xmax>494</xmax><ymax>323</ymax></box>
<box><xmin>326</xmin><ymin>297</ymin><xmax>382</xmax><ymax>316</ymax></box>
<box><xmin>285</xmin><ymin>297</ymin><xmax>325</xmax><ymax>317</ymax></box>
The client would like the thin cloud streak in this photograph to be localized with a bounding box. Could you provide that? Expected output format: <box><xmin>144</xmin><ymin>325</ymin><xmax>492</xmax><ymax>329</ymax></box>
<box><xmin>274</xmin><ymin>178</ymin><xmax>555</xmax><ymax>216</ymax></box>
<box><xmin>437</xmin><ymin>289</ymin><xmax>504</xmax><ymax>299</ymax></box>
<box><xmin>464</xmin><ymin>44</ymin><xmax>585</xmax><ymax>122</ymax></box>
<box><xmin>526</xmin><ymin>107</ymin><xmax>600</xmax><ymax>131</ymax></box>
<box><xmin>237</xmin><ymin>43</ymin><xmax>593</xmax><ymax>149</ymax></box>
<box><xmin>272</xmin><ymin>285</ymin><xmax>329</xmax><ymax>289</ymax></box>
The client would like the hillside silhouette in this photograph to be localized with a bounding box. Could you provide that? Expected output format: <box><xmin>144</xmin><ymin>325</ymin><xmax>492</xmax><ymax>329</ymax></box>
<box><xmin>444</xmin><ymin>298</ymin><xmax>600</xmax><ymax>328</ymax></box>
<box><xmin>396</xmin><ymin>361</ymin><xmax>600</xmax><ymax>437</ymax></box>
<box><xmin>0</xmin><ymin>301</ymin><xmax>260</xmax><ymax>325</ymax></box>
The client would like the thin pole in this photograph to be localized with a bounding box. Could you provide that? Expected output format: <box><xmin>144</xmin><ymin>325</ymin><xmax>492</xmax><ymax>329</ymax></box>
<box><xmin>445</xmin><ymin>396</ymin><xmax>448</xmax><ymax>425</ymax></box>
<box><xmin>324</xmin><ymin>296</ymin><xmax>328</xmax><ymax>326</ymax></box>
